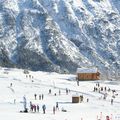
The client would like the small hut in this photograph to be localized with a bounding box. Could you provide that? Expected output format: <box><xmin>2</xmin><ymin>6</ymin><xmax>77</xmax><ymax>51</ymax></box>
<box><xmin>76</xmin><ymin>67</ymin><xmax>100</xmax><ymax>81</ymax></box>
<box><xmin>72</xmin><ymin>95</ymin><xmax>83</xmax><ymax>103</ymax></box>
<box><xmin>72</xmin><ymin>95</ymin><xmax>80</xmax><ymax>103</ymax></box>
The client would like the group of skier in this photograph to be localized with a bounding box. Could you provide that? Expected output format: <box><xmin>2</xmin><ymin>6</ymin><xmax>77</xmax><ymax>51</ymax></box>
<box><xmin>22</xmin><ymin>93</ymin><xmax>59</xmax><ymax>114</ymax></box>
<box><xmin>93</xmin><ymin>83</ymin><xmax>118</xmax><ymax>105</ymax></box>
<box><xmin>29</xmin><ymin>101</ymin><xmax>59</xmax><ymax>114</ymax></box>
<box><xmin>34</xmin><ymin>94</ymin><xmax>44</xmax><ymax>100</ymax></box>
<box><xmin>48</xmin><ymin>88</ymin><xmax>70</xmax><ymax>96</ymax></box>
<box><xmin>30</xmin><ymin>103</ymin><xmax>46</xmax><ymax>114</ymax></box>
<box><xmin>30</xmin><ymin>101</ymin><xmax>40</xmax><ymax>112</ymax></box>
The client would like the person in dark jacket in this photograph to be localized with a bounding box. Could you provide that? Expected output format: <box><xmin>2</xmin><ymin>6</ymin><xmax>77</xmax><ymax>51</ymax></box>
<box><xmin>42</xmin><ymin>104</ymin><xmax>46</xmax><ymax>114</ymax></box>
<box><xmin>39</xmin><ymin>95</ymin><xmax>41</xmax><ymax>100</ymax></box>
<box><xmin>34</xmin><ymin>94</ymin><xmax>37</xmax><ymax>100</ymax></box>
<box><xmin>111</xmin><ymin>99</ymin><xmax>113</xmax><ymax>105</ymax></box>
<box><xmin>37</xmin><ymin>105</ymin><xmax>39</xmax><ymax>112</ymax></box>
<box><xmin>56</xmin><ymin>102</ymin><xmax>59</xmax><ymax>110</ymax></box>
<box><xmin>53</xmin><ymin>106</ymin><xmax>56</xmax><ymax>114</ymax></box>
<box><xmin>42</xmin><ymin>94</ymin><xmax>44</xmax><ymax>100</ymax></box>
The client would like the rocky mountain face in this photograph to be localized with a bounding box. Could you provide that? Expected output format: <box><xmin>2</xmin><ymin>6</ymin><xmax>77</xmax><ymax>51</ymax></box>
<box><xmin>0</xmin><ymin>0</ymin><xmax>120</xmax><ymax>77</ymax></box>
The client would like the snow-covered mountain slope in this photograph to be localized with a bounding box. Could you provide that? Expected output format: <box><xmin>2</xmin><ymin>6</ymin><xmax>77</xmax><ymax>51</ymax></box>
<box><xmin>0</xmin><ymin>0</ymin><xmax>120</xmax><ymax>76</ymax></box>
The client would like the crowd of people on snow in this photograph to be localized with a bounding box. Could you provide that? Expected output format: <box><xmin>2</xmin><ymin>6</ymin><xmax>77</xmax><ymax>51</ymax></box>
<box><xmin>18</xmin><ymin>72</ymin><xmax>72</xmax><ymax>114</ymax></box>
<box><xmin>20</xmin><ymin>87</ymin><xmax>72</xmax><ymax>114</ymax></box>
<box><xmin>22</xmin><ymin>97</ymin><xmax>59</xmax><ymax>114</ymax></box>
<box><xmin>16</xmin><ymin>71</ymin><xmax>118</xmax><ymax>119</ymax></box>
<box><xmin>28</xmin><ymin>101</ymin><xmax>59</xmax><ymax>114</ymax></box>
<box><xmin>29</xmin><ymin>101</ymin><xmax>46</xmax><ymax>113</ymax></box>
<box><xmin>93</xmin><ymin>82</ymin><xmax>118</xmax><ymax>105</ymax></box>
<box><xmin>18</xmin><ymin>80</ymin><xmax>117</xmax><ymax>120</ymax></box>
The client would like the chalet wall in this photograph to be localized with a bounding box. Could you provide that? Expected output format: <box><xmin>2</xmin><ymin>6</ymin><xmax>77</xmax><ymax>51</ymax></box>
<box><xmin>77</xmin><ymin>73</ymin><xmax>100</xmax><ymax>80</ymax></box>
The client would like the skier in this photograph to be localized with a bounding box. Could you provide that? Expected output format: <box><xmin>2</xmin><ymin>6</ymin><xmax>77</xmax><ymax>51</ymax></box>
<box><xmin>108</xmin><ymin>88</ymin><xmax>110</xmax><ymax>92</ymax></box>
<box><xmin>23</xmin><ymin>96</ymin><xmax>27</xmax><ymax>111</ymax></box>
<box><xmin>101</xmin><ymin>87</ymin><xmax>103</xmax><ymax>91</ymax></box>
<box><xmin>42</xmin><ymin>94</ymin><xmax>44</xmax><ymax>100</ymax></box>
<box><xmin>42</xmin><ymin>104</ymin><xmax>46</xmax><ymax>114</ymax></box>
<box><xmin>98</xmin><ymin>83</ymin><xmax>100</xmax><ymax>87</ymax></box>
<box><xmin>30</xmin><ymin>101</ymin><xmax>33</xmax><ymax>112</ymax></box>
<box><xmin>53</xmin><ymin>106</ymin><xmax>56</xmax><ymax>114</ymax></box>
<box><xmin>66</xmin><ymin>88</ymin><xmax>68</xmax><ymax>95</ymax></box>
<box><xmin>10</xmin><ymin>83</ymin><xmax>12</xmax><ymax>87</ymax></box>
<box><xmin>34</xmin><ymin>104</ymin><xmax>36</xmax><ymax>112</ymax></box>
<box><xmin>37</xmin><ymin>105</ymin><xmax>39</xmax><ymax>112</ymax></box>
<box><xmin>29</xmin><ymin>75</ymin><xmax>31</xmax><ymax>79</ymax></box>
<box><xmin>39</xmin><ymin>94</ymin><xmax>41</xmax><ymax>100</ymax></box>
<box><xmin>104</xmin><ymin>86</ymin><xmax>107</xmax><ymax>91</ymax></box>
<box><xmin>93</xmin><ymin>87</ymin><xmax>96</xmax><ymax>92</ymax></box>
<box><xmin>81</xmin><ymin>95</ymin><xmax>83</xmax><ymax>102</ymax></box>
<box><xmin>59</xmin><ymin>89</ymin><xmax>61</xmax><ymax>95</ymax></box>
<box><xmin>111</xmin><ymin>99</ymin><xmax>113</xmax><ymax>105</ymax></box>
<box><xmin>34</xmin><ymin>94</ymin><xmax>37</xmax><ymax>100</ymax></box>
<box><xmin>49</xmin><ymin>89</ymin><xmax>51</xmax><ymax>94</ymax></box>
<box><xmin>56</xmin><ymin>102</ymin><xmax>59</xmax><ymax>110</ymax></box>
<box><xmin>77</xmin><ymin>80</ymin><xmax>79</xmax><ymax>86</ymax></box>
<box><xmin>87</xmin><ymin>98</ymin><xmax>89</xmax><ymax>102</ymax></box>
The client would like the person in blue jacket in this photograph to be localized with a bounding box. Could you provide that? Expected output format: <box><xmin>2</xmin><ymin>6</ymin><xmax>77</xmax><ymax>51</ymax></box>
<box><xmin>42</xmin><ymin>104</ymin><xmax>46</xmax><ymax>114</ymax></box>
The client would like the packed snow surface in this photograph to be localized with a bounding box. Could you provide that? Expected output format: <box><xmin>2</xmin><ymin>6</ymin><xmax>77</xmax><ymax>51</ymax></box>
<box><xmin>0</xmin><ymin>68</ymin><xmax>120</xmax><ymax>120</ymax></box>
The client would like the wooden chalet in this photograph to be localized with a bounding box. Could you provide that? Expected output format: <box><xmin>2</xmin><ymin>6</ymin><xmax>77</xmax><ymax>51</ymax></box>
<box><xmin>76</xmin><ymin>67</ymin><xmax>100</xmax><ymax>81</ymax></box>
